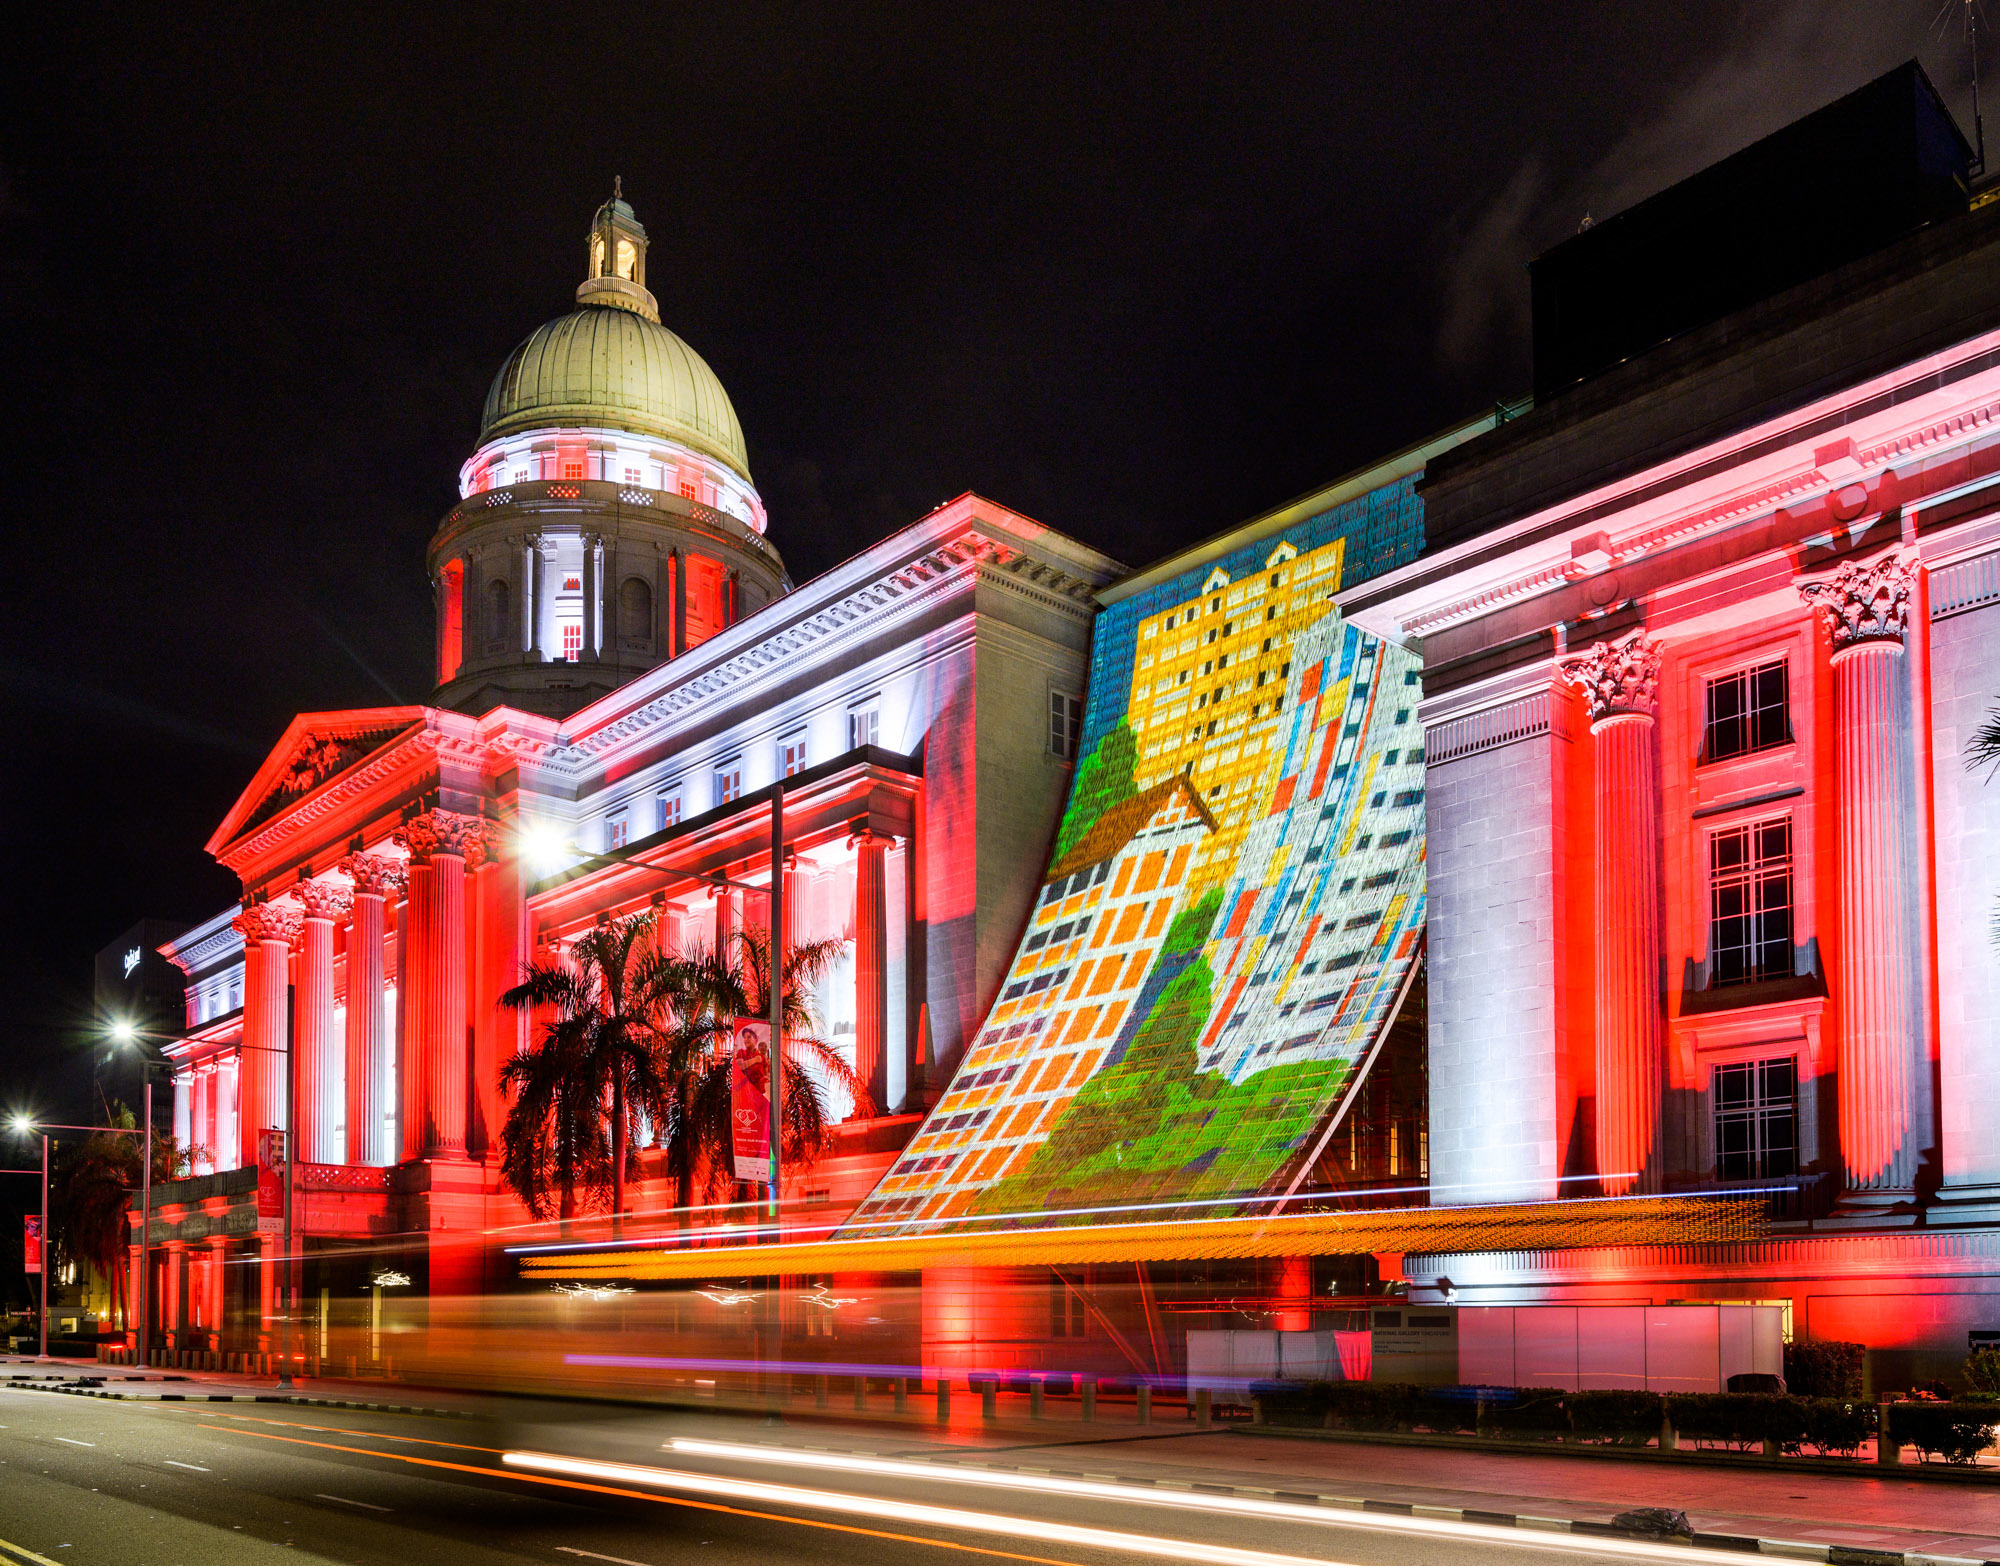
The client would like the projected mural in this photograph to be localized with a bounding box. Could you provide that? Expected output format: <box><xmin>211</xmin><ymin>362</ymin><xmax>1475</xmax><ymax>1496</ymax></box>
<box><xmin>850</xmin><ymin>477</ymin><xmax>1429</xmax><ymax>1232</ymax></box>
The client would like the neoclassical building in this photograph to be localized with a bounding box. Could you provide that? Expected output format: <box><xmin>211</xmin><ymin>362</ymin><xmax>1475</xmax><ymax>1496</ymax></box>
<box><xmin>139</xmin><ymin>192</ymin><xmax>1120</xmax><ymax>1352</ymax></box>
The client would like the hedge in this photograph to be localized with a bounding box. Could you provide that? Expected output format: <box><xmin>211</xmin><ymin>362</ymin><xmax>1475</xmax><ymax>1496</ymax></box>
<box><xmin>1888</xmin><ymin>1401</ymin><xmax>1998</xmax><ymax>1465</ymax></box>
<box><xmin>1783</xmin><ymin>1339</ymin><xmax>1864</xmax><ymax>1398</ymax></box>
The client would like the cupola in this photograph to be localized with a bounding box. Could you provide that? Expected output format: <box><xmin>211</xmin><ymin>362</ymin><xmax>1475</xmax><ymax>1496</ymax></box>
<box><xmin>577</xmin><ymin>177</ymin><xmax>660</xmax><ymax>323</ymax></box>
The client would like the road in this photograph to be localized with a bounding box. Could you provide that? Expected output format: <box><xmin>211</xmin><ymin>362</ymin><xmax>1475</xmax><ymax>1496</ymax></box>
<box><xmin>0</xmin><ymin>1384</ymin><xmax>1726</xmax><ymax>1566</ymax></box>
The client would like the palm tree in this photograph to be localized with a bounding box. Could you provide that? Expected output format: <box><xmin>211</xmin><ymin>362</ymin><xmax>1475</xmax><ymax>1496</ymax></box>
<box><xmin>652</xmin><ymin>925</ymin><xmax>870</xmax><ymax>1227</ymax></box>
<box><xmin>52</xmin><ymin>1107</ymin><xmax>197</xmax><ymax>1333</ymax></box>
<box><xmin>497</xmin><ymin>913</ymin><xmax>674</xmax><ymax>1224</ymax></box>
<box><xmin>1973</xmin><ymin>707</ymin><xmax>2000</xmax><ymax>944</ymax></box>
<box><xmin>496</xmin><ymin>910</ymin><xmax>871</xmax><ymax>1230</ymax></box>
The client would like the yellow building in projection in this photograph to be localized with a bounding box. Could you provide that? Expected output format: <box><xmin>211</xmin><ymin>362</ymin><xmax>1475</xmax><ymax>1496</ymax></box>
<box><xmin>1123</xmin><ymin>535</ymin><xmax>1347</xmax><ymax>886</ymax></box>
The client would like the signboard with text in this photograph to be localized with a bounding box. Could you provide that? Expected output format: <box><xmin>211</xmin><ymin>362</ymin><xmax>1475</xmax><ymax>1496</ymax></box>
<box><xmin>730</xmin><ymin>1019</ymin><xmax>773</xmax><ymax>1185</ymax></box>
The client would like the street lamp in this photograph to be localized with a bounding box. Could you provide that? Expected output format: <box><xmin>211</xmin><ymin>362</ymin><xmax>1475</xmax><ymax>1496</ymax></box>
<box><xmin>106</xmin><ymin>1017</ymin><xmax>170</xmax><ymax>1369</ymax></box>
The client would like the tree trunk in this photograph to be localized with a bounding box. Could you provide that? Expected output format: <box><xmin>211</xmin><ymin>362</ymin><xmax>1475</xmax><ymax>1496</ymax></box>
<box><xmin>611</xmin><ymin>1071</ymin><xmax>626</xmax><ymax>1238</ymax></box>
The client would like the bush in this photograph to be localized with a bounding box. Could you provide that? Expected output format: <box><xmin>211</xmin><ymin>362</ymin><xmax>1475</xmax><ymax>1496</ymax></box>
<box><xmin>1487</xmin><ymin>1387</ymin><xmax>1570</xmax><ymax>1438</ymax></box>
<box><xmin>1666</xmin><ymin>1392</ymin><xmax>1806</xmax><ymax>1450</ymax></box>
<box><xmin>1795</xmin><ymin>1398</ymin><xmax>1873</xmax><ymax>1458</ymax></box>
<box><xmin>1317</xmin><ymin>1380</ymin><xmax>1422</xmax><ymax>1431</ymax></box>
<box><xmin>1889</xmin><ymin>1401</ymin><xmax>1997</xmax><ymax>1465</ymax></box>
<box><xmin>1566</xmin><ymin>1389</ymin><xmax>1663</xmax><ymax>1445</ymax></box>
<box><xmin>1964</xmin><ymin>1347</ymin><xmax>2000</xmax><ymax>1396</ymax></box>
<box><xmin>1784</xmin><ymin>1339</ymin><xmax>1864</xmax><ymax>1398</ymax></box>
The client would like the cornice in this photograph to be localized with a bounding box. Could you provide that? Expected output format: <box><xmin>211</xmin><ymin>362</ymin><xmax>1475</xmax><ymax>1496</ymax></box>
<box><xmin>160</xmin><ymin>907</ymin><xmax>244</xmax><ymax>978</ymax></box>
<box><xmin>1350</xmin><ymin>340</ymin><xmax>2000</xmax><ymax>645</ymax></box>
<box><xmin>565</xmin><ymin>526</ymin><xmax>1103</xmax><ymax>761</ymax></box>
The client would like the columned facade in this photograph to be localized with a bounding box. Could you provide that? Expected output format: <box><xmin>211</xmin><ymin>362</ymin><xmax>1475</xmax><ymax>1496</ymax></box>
<box><xmin>294</xmin><ymin>878</ymin><xmax>349</xmax><ymax>1165</ymax></box>
<box><xmin>394</xmin><ymin>810</ymin><xmax>488</xmax><ymax>1158</ymax></box>
<box><xmin>232</xmin><ymin>902</ymin><xmax>300</xmax><ymax>1167</ymax></box>
<box><xmin>1562</xmin><ymin>633</ymin><xmax>1666</xmax><ymax>1196</ymax></box>
<box><xmin>340</xmin><ymin>852</ymin><xmax>402</xmax><ymax>1166</ymax></box>
<box><xmin>1799</xmin><ymin>552</ymin><xmax>1931</xmax><ymax>1195</ymax></box>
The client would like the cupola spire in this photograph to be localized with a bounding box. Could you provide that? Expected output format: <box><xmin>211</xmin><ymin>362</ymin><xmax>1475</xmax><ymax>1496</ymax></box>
<box><xmin>577</xmin><ymin>180</ymin><xmax>660</xmax><ymax>323</ymax></box>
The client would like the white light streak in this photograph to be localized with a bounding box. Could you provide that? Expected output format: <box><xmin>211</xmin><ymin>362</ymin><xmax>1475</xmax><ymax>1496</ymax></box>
<box><xmin>659</xmin><ymin>1439</ymin><xmax>1734</xmax><ymax>1565</ymax></box>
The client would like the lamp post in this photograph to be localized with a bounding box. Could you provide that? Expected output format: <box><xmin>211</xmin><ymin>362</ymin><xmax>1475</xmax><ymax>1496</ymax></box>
<box><xmin>108</xmin><ymin>1019</ymin><xmax>160</xmax><ymax>1367</ymax></box>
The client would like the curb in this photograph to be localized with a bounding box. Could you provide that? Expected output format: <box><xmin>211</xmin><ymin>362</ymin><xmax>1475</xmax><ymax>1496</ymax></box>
<box><xmin>907</xmin><ymin>1447</ymin><xmax>2000</xmax><ymax>1565</ymax></box>
<box><xmin>5</xmin><ymin>1378</ymin><xmax>466</xmax><ymax>1420</ymax></box>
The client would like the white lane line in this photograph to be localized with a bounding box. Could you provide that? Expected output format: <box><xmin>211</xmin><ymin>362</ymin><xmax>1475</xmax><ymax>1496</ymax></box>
<box><xmin>314</xmin><ymin>1494</ymin><xmax>392</xmax><ymax>1513</ymax></box>
<box><xmin>658</xmin><ymin>1439</ymin><xmax>1729</xmax><ymax>1566</ymax></box>
<box><xmin>556</xmin><ymin>1550</ymin><xmax>653</xmax><ymax>1566</ymax></box>
<box><xmin>163</xmin><ymin>1460</ymin><xmax>210</xmax><ymax>1472</ymax></box>
<box><xmin>52</xmin><ymin>1439</ymin><xmax>94</xmax><ymax>1448</ymax></box>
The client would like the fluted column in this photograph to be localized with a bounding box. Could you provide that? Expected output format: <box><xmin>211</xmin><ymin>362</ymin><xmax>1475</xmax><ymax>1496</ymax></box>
<box><xmin>394</xmin><ymin>811</ymin><xmax>490</xmax><ymax>1157</ymax></box>
<box><xmin>338</xmin><ymin>853</ymin><xmax>403</xmax><ymax>1166</ymax></box>
<box><xmin>216</xmin><ymin>1056</ymin><xmax>239</xmax><ymax>1172</ymax></box>
<box><xmin>191</xmin><ymin>1066</ymin><xmax>212</xmax><ymax>1173</ymax></box>
<box><xmin>172</xmin><ymin>1069</ymin><xmax>193</xmax><ymax>1161</ymax></box>
<box><xmin>1561</xmin><ymin>633</ymin><xmax>1666</xmax><ymax>1195</ymax></box>
<box><xmin>231</xmin><ymin>903</ymin><xmax>301</xmax><ymax>1169</ymax></box>
<box><xmin>1801</xmin><ymin>553</ymin><xmax>1928</xmax><ymax>1191</ymax></box>
<box><xmin>294</xmin><ymin>880</ymin><xmax>350</xmax><ymax>1165</ymax></box>
<box><xmin>850</xmin><ymin>826</ymin><xmax>890</xmax><ymax>1114</ymax></box>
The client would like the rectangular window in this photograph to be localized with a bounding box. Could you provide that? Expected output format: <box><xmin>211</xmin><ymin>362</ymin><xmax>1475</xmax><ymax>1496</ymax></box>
<box><xmin>848</xmin><ymin>707</ymin><xmax>880</xmax><ymax>749</ymax></box>
<box><xmin>1709</xmin><ymin>816</ymin><xmax>1793</xmax><ymax>986</ymax></box>
<box><xmin>1704</xmin><ymin>658</ymin><xmax>1790</xmax><ymax>762</ymax></box>
<box><xmin>1050</xmin><ymin>1277</ymin><xmax>1089</xmax><ymax>1338</ymax></box>
<box><xmin>680</xmin><ymin>478</ymin><xmax>700</xmax><ymax>502</ymax></box>
<box><xmin>605</xmin><ymin>813</ymin><xmax>630</xmax><ymax>851</ymax></box>
<box><xmin>779</xmin><ymin>733</ymin><xmax>808</xmax><ymax>778</ymax></box>
<box><xmin>562</xmin><ymin>461</ymin><xmax>585</xmax><ymax>480</ymax></box>
<box><xmin>1713</xmin><ymin>1057</ymin><xmax>1798</xmax><ymax>1179</ymax></box>
<box><xmin>1049</xmin><ymin>691</ymin><xmax>1084</xmax><ymax>761</ymax></box>
<box><xmin>624</xmin><ymin>466</ymin><xmax>642</xmax><ymax>484</ymax></box>
<box><xmin>713</xmin><ymin>761</ymin><xmax>743</xmax><ymax>806</ymax></box>
<box><xmin>561</xmin><ymin>622</ymin><xmax>582</xmax><ymax>661</ymax></box>
<box><xmin>658</xmin><ymin>791</ymin><xmax>683</xmax><ymax>831</ymax></box>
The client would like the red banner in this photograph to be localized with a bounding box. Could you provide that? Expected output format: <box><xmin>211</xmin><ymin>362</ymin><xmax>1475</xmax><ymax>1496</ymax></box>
<box><xmin>730</xmin><ymin>1019</ymin><xmax>772</xmax><ymax>1185</ymax></box>
<box><xmin>23</xmin><ymin>1216</ymin><xmax>40</xmax><ymax>1276</ymax></box>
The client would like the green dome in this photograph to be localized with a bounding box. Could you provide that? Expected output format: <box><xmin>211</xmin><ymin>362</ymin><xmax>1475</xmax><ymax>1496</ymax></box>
<box><xmin>480</xmin><ymin>304</ymin><xmax>751</xmax><ymax>480</ymax></box>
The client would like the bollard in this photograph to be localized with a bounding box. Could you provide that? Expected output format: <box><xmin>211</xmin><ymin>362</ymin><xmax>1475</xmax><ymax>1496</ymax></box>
<box><xmin>1878</xmin><ymin>1401</ymin><xmax>1900</xmax><ymax>1465</ymax></box>
<box><xmin>853</xmin><ymin>1376</ymin><xmax>868</xmax><ymax>1412</ymax></box>
<box><xmin>936</xmin><ymin>1380</ymin><xmax>951</xmax><ymax>1424</ymax></box>
<box><xmin>1195</xmin><ymin>1387</ymin><xmax>1211</xmax><ymax>1428</ymax></box>
<box><xmin>1251</xmin><ymin>1394</ymin><xmax>1266</xmax><ymax>1427</ymax></box>
<box><xmin>981</xmin><ymin>1380</ymin><xmax>997</xmax><ymax>1421</ymax></box>
<box><xmin>1136</xmin><ymin>1383</ymin><xmax>1152</xmax><ymax>1426</ymax></box>
<box><xmin>1659</xmin><ymin>1412</ymin><xmax>1677</xmax><ymax>1452</ymax></box>
<box><xmin>1030</xmin><ymin>1380</ymin><xmax>1045</xmax><ymax>1420</ymax></box>
<box><xmin>815</xmin><ymin>1374</ymin><xmax>830</xmax><ymax>1409</ymax></box>
<box><xmin>1081</xmin><ymin>1381</ymin><xmax>1096</xmax><ymax>1422</ymax></box>
<box><xmin>894</xmin><ymin>1376</ymin><xmax>909</xmax><ymax>1413</ymax></box>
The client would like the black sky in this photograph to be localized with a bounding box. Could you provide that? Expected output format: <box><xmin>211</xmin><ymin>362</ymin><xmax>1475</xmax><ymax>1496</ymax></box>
<box><xmin>0</xmin><ymin>1</ymin><xmax>1969</xmax><ymax>1131</ymax></box>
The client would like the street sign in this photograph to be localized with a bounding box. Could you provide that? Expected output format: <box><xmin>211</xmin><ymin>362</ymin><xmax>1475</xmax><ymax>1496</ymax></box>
<box><xmin>22</xmin><ymin>1217</ymin><xmax>40</xmax><ymax>1276</ymax></box>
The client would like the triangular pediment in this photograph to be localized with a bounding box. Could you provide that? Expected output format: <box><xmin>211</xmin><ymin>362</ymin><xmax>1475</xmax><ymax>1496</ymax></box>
<box><xmin>208</xmin><ymin>707</ymin><xmax>426</xmax><ymax>854</ymax></box>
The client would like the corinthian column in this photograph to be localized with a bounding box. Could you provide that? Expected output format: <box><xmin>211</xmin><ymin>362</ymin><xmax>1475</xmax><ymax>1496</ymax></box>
<box><xmin>231</xmin><ymin>903</ymin><xmax>301</xmax><ymax>1169</ymax></box>
<box><xmin>1800</xmin><ymin>553</ymin><xmax>1929</xmax><ymax>1191</ymax></box>
<box><xmin>339</xmin><ymin>853</ymin><xmax>404</xmax><ymax>1166</ymax></box>
<box><xmin>1562</xmin><ymin>632</ymin><xmax>1666</xmax><ymax>1195</ymax></box>
<box><xmin>394</xmin><ymin>810</ymin><xmax>491</xmax><ymax>1157</ymax></box>
<box><xmin>850</xmin><ymin>825</ymin><xmax>890</xmax><ymax>1115</ymax></box>
<box><xmin>294</xmin><ymin>880</ymin><xmax>350</xmax><ymax>1166</ymax></box>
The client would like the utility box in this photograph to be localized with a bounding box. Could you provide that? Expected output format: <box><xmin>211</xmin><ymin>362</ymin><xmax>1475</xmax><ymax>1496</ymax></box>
<box><xmin>1458</xmin><ymin>1304</ymin><xmax>1785</xmax><ymax>1392</ymax></box>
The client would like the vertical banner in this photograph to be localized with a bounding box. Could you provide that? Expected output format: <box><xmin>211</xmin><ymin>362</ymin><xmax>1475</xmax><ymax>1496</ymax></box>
<box><xmin>730</xmin><ymin>1019</ymin><xmax>772</xmax><ymax>1184</ymax></box>
<box><xmin>256</xmin><ymin>1128</ymin><xmax>286</xmax><ymax>1233</ymax></box>
<box><xmin>22</xmin><ymin>1217</ymin><xmax>40</xmax><ymax>1276</ymax></box>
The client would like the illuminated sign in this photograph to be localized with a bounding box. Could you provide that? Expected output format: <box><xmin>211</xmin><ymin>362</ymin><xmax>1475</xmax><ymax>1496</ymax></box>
<box><xmin>850</xmin><ymin>475</ymin><xmax>1429</xmax><ymax>1232</ymax></box>
<box><xmin>123</xmin><ymin>947</ymin><xmax>141</xmax><ymax>977</ymax></box>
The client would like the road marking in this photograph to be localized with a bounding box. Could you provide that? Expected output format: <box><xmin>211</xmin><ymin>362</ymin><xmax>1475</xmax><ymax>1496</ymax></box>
<box><xmin>315</xmin><ymin>1494</ymin><xmax>391</xmax><ymax>1513</ymax></box>
<box><xmin>163</xmin><ymin>1461</ymin><xmax>210</xmax><ymax>1472</ymax></box>
<box><xmin>0</xmin><ymin>1536</ymin><xmax>65</xmax><ymax>1566</ymax></box>
<box><xmin>556</xmin><ymin>1549</ymin><xmax>653</xmax><ymax>1566</ymax></box>
<box><xmin>52</xmin><ymin>1439</ymin><xmax>93</xmax><ymax>1448</ymax></box>
<box><xmin>197</xmin><ymin>1424</ymin><xmax>1088</xmax><ymax>1566</ymax></box>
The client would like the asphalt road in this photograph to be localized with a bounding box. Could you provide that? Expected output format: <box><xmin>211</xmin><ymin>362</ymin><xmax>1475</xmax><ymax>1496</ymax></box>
<box><xmin>0</xmin><ymin>1386</ymin><xmax>1726</xmax><ymax>1566</ymax></box>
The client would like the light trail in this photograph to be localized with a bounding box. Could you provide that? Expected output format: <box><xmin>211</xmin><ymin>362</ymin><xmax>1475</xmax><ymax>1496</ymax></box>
<box><xmin>512</xmin><ymin>1446</ymin><xmax>1725</xmax><ymax>1565</ymax></box>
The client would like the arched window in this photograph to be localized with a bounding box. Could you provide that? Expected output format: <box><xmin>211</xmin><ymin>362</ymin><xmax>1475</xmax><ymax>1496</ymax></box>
<box><xmin>619</xmin><ymin>576</ymin><xmax>653</xmax><ymax>645</ymax></box>
<box><xmin>488</xmin><ymin>578</ymin><xmax>511</xmax><ymax>646</ymax></box>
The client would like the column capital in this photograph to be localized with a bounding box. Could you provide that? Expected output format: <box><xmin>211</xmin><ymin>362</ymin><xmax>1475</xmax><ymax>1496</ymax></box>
<box><xmin>294</xmin><ymin>879</ymin><xmax>353</xmax><ymax>922</ymax></box>
<box><xmin>847</xmin><ymin>822</ymin><xmax>894</xmax><ymax>851</ymax></box>
<box><xmin>233</xmin><ymin>902</ymin><xmax>303</xmax><ymax>947</ymax></box>
<box><xmin>1559</xmin><ymin>631</ymin><xmax>1662</xmax><ymax>724</ymax></box>
<box><xmin>394</xmin><ymin>809</ymin><xmax>494</xmax><ymax>867</ymax></box>
<box><xmin>337</xmin><ymin>851</ymin><xmax>407</xmax><ymax>899</ymax></box>
<box><xmin>1798</xmin><ymin>550</ymin><xmax>1916</xmax><ymax>650</ymax></box>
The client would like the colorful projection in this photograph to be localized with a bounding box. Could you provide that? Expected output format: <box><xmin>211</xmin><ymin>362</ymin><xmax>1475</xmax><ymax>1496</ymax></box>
<box><xmin>851</xmin><ymin>477</ymin><xmax>1429</xmax><ymax>1233</ymax></box>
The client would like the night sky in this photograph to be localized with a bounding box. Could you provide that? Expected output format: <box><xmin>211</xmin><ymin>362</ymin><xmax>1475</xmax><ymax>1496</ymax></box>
<box><xmin>0</xmin><ymin>2</ymin><xmax>1968</xmax><ymax>1133</ymax></box>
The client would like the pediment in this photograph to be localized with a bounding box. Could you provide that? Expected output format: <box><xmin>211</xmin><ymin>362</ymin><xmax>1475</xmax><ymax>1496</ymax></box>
<box><xmin>209</xmin><ymin>707</ymin><xmax>425</xmax><ymax>854</ymax></box>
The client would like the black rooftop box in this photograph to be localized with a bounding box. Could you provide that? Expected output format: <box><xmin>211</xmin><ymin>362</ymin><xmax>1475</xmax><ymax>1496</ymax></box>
<box><xmin>1529</xmin><ymin>61</ymin><xmax>1972</xmax><ymax>401</ymax></box>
